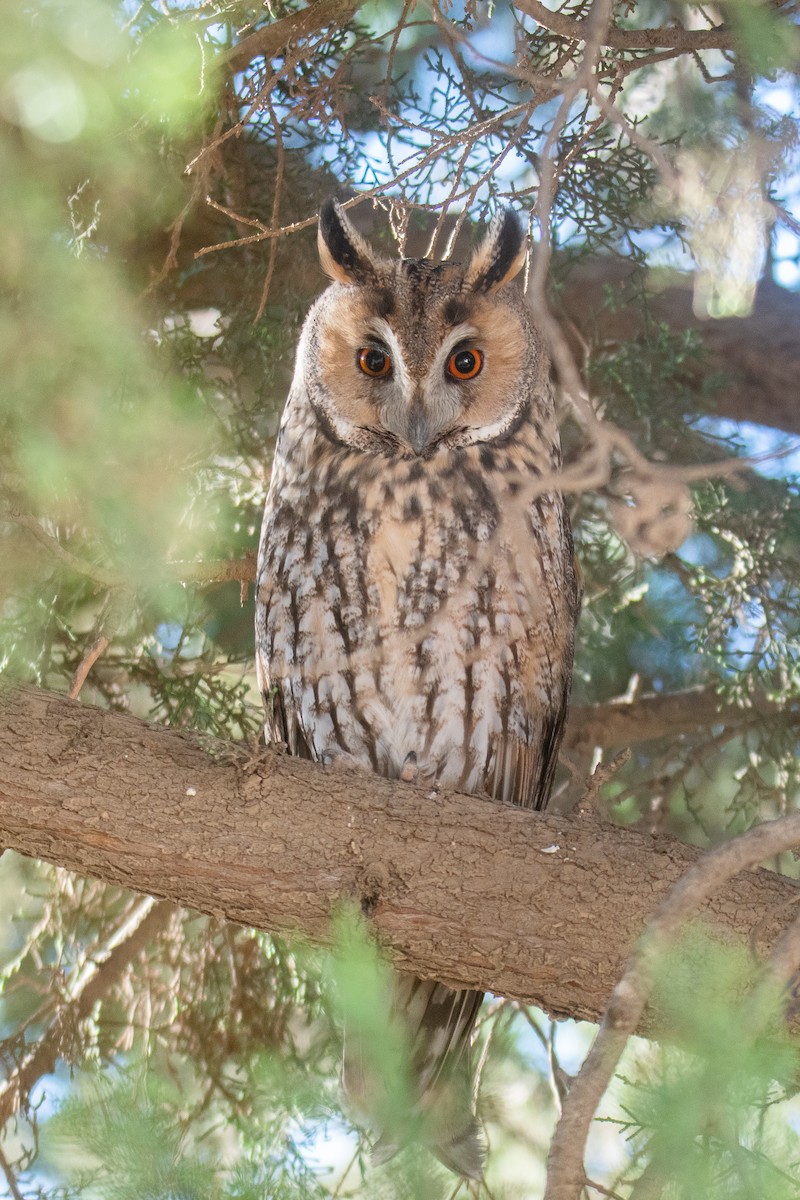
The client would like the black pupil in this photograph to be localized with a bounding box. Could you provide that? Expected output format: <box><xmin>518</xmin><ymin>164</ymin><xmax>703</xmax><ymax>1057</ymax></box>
<box><xmin>364</xmin><ymin>349</ymin><xmax>386</xmax><ymax>373</ymax></box>
<box><xmin>453</xmin><ymin>350</ymin><xmax>476</xmax><ymax>375</ymax></box>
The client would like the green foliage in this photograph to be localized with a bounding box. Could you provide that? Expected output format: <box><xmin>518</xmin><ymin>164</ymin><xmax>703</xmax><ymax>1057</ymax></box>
<box><xmin>612</xmin><ymin>926</ymin><xmax>800</xmax><ymax>1199</ymax></box>
<box><xmin>42</xmin><ymin>1067</ymin><xmax>339</xmax><ymax>1200</ymax></box>
<box><xmin>0</xmin><ymin>0</ymin><xmax>216</xmax><ymax>592</ymax></box>
<box><xmin>726</xmin><ymin>0</ymin><xmax>800</xmax><ymax>78</ymax></box>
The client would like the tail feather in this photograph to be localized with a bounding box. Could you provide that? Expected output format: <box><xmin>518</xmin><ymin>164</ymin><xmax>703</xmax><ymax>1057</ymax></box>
<box><xmin>343</xmin><ymin>972</ymin><xmax>485</xmax><ymax>1179</ymax></box>
<box><xmin>372</xmin><ymin>1118</ymin><xmax>485</xmax><ymax>1182</ymax></box>
<box><xmin>431</xmin><ymin>1118</ymin><xmax>485</xmax><ymax>1181</ymax></box>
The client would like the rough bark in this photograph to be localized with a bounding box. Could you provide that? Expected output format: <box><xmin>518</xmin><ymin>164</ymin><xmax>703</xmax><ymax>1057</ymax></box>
<box><xmin>2</xmin><ymin>684</ymin><xmax>799</xmax><ymax>1031</ymax></box>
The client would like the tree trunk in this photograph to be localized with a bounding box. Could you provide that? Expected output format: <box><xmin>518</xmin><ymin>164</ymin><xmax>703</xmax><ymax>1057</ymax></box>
<box><xmin>559</xmin><ymin>264</ymin><xmax>800</xmax><ymax>437</ymax></box>
<box><xmin>1</xmin><ymin>683</ymin><xmax>798</xmax><ymax>1029</ymax></box>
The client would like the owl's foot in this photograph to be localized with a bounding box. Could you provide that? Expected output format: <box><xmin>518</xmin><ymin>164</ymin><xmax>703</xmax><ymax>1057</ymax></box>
<box><xmin>400</xmin><ymin>751</ymin><xmax>418</xmax><ymax>783</ymax></box>
<box><xmin>320</xmin><ymin>749</ymin><xmax>366</xmax><ymax>772</ymax></box>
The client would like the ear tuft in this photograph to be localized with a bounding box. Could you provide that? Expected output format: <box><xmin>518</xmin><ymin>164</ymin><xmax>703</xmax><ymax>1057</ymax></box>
<box><xmin>465</xmin><ymin>208</ymin><xmax>527</xmax><ymax>293</ymax></box>
<box><xmin>318</xmin><ymin>198</ymin><xmax>377</xmax><ymax>285</ymax></box>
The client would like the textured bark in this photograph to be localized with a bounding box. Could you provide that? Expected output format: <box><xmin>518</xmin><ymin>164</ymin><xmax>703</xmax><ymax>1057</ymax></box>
<box><xmin>1</xmin><ymin>683</ymin><xmax>799</xmax><ymax>1030</ymax></box>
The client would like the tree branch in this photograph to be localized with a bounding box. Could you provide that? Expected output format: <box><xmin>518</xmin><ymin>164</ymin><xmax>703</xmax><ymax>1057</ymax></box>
<box><xmin>2</xmin><ymin>684</ymin><xmax>800</xmax><ymax>1034</ymax></box>
<box><xmin>0</xmin><ymin>898</ymin><xmax>174</xmax><ymax>1127</ymax></box>
<box><xmin>223</xmin><ymin>0</ymin><xmax>363</xmax><ymax>73</ymax></box>
<box><xmin>544</xmin><ymin>811</ymin><xmax>800</xmax><ymax>1200</ymax></box>
<box><xmin>564</xmin><ymin>686</ymin><xmax>800</xmax><ymax>758</ymax></box>
<box><xmin>516</xmin><ymin>0</ymin><xmax>733</xmax><ymax>51</ymax></box>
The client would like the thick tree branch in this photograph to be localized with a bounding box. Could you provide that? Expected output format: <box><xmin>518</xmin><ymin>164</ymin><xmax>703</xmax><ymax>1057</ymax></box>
<box><xmin>2</xmin><ymin>684</ymin><xmax>800</xmax><ymax>1033</ymax></box>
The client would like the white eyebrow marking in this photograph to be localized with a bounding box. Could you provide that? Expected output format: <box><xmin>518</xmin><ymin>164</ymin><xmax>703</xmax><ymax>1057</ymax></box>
<box><xmin>364</xmin><ymin>318</ymin><xmax>410</xmax><ymax>391</ymax></box>
<box><xmin>426</xmin><ymin>324</ymin><xmax>480</xmax><ymax>385</ymax></box>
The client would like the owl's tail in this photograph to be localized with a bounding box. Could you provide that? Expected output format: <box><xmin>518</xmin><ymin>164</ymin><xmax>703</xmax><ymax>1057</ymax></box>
<box><xmin>342</xmin><ymin>973</ymin><xmax>485</xmax><ymax>1180</ymax></box>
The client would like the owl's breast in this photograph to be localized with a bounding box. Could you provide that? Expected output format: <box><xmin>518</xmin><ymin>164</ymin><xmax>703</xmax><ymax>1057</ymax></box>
<box><xmin>256</xmin><ymin>441</ymin><xmax>577</xmax><ymax>800</ymax></box>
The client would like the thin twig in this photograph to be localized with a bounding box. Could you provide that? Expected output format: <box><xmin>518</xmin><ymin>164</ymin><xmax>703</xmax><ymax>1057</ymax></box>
<box><xmin>0</xmin><ymin>899</ymin><xmax>174</xmax><ymax>1128</ymax></box>
<box><xmin>254</xmin><ymin>94</ymin><xmax>286</xmax><ymax>323</ymax></box>
<box><xmin>543</xmin><ymin>812</ymin><xmax>800</xmax><ymax>1200</ymax></box>
<box><xmin>68</xmin><ymin>635</ymin><xmax>111</xmax><ymax>701</ymax></box>
<box><xmin>0</xmin><ymin>1146</ymin><xmax>24</xmax><ymax>1200</ymax></box>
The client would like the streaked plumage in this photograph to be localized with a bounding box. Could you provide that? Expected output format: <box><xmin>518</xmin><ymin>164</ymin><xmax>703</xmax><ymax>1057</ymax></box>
<box><xmin>255</xmin><ymin>200</ymin><xmax>581</xmax><ymax>1177</ymax></box>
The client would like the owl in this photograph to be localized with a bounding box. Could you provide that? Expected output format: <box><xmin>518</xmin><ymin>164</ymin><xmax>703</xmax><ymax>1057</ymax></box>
<box><xmin>255</xmin><ymin>200</ymin><xmax>581</xmax><ymax>1178</ymax></box>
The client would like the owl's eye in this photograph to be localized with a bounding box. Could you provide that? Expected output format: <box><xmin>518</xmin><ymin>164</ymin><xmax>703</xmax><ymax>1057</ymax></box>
<box><xmin>446</xmin><ymin>347</ymin><xmax>483</xmax><ymax>381</ymax></box>
<box><xmin>358</xmin><ymin>347</ymin><xmax>392</xmax><ymax>377</ymax></box>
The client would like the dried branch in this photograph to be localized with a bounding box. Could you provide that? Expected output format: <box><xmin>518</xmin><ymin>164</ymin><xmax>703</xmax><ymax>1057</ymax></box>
<box><xmin>67</xmin><ymin>634</ymin><xmax>111</xmax><ymax>701</ymax></box>
<box><xmin>543</xmin><ymin>812</ymin><xmax>800</xmax><ymax>1200</ymax></box>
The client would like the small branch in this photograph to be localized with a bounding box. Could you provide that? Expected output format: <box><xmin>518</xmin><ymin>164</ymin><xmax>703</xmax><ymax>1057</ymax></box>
<box><xmin>254</xmin><ymin>92</ymin><xmax>286</xmax><ymax>323</ymax></box>
<box><xmin>578</xmin><ymin>748</ymin><xmax>631</xmax><ymax>811</ymax></box>
<box><xmin>8</xmin><ymin>511</ymin><xmax>256</xmax><ymax>588</ymax></box>
<box><xmin>563</xmin><ymin>687</ymin><xmax>800</xmax><ymax>758</ymax></box>
<box><xmin>543</xmin><ymin>812</ymin><xmax>800</xmax><ymax>1200</ymax></box>
<box><xmin>167</xmin><ymin>556</ymin><xmax>256</xmax><ymax>585</ymax></box>
<box><xmin>68</xmin><ymin>635</ymin><xmax>111</xmax><ymax>700</ymax></box>
<box><xmin>8</xmin><ymin>510</ymin><xmax>121</xmax><ymax>589</ymax></box>
<box><xmin>0</xmin><ymin>897</ymin><xmax>174</xmax><ymax>1128</ymax></box>
<box><xmin>223</xmin><ymin>0</ymin><xmax>363</xmax><ymax>73</ymax></box>
<box><xmin>0</xmin><ymin>1146</ymin><xmax>24</xmax><ymax>1200</ymax></box>
<box><xmin>516</xmin><ymin>0</ymin><xmax>733</xmax><ymax>52</ymax></box>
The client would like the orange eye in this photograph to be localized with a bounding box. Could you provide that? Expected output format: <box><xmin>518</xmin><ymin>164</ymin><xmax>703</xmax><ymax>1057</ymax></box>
<box><xmin>446</xmin><ymin>347</ymin><xmax>482</xmax><ymax>381</ymax></box>
<box><xmin>358</xmin><ymin>347</ymin><xmax>392</xmax><ymax>377</ymax></box>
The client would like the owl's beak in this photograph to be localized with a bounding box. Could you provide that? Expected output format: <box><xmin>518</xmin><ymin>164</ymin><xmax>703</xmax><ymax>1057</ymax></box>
<box><xmin>406</xmin><ymin>407</ymin><xmax>432</xmax><ymax>455</ymax></box>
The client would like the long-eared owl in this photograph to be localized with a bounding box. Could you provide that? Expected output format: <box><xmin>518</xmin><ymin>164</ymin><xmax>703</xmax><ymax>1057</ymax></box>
<box><xmin>255</xmin><ymin>200</ymin><xmax>581</xmax><ymax>1179</ymax></box>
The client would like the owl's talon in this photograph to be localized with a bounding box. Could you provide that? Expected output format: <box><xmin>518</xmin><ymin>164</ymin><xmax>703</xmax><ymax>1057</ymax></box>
<box><xmin>400</xmin><ymin>751</ymin><xmax>419</xmax><ymax>783</ymax></box>
<box><xmin>320</xmin><ymin>750</ymin><xmax>365</xmax><ymax>772</ymax></box>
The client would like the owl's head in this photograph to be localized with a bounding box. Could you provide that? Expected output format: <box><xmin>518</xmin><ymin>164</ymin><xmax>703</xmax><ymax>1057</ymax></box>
<box><xmin>297</xmin><ymin>200</ymin><xmax>548</xmax><ymax>459</ymax></box>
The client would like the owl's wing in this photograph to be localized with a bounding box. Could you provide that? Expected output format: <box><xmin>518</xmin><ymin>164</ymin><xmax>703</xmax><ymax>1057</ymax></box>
<box><xmin>486</xmin><ymin>688</ymin><xmax>571</xmax><ymax>811</ymax></box>
<box><xmin>255</xmin><ymin>636</ymin><xmax>314</xmax><ymax>759</ymax></box>
<box><xmin>262</xmin><ymin>680</ymin><xmax>314</xmax><ymax>760</ymax></box>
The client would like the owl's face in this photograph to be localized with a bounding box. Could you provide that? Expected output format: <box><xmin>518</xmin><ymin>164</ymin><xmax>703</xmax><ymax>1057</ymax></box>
<box><xmin>299</xmin><ymin>202</ymin><xmax>544</xmax><ymax>459</ymax></box>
